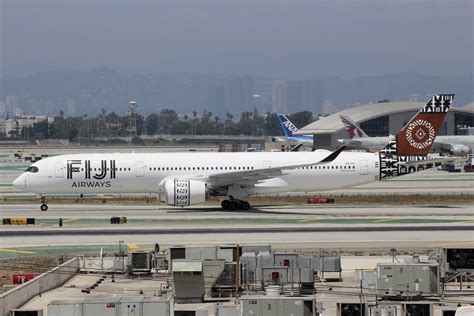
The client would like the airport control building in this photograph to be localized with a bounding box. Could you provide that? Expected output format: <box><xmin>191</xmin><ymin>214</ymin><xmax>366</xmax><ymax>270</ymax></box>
<box><xmin>295</xmin><ymin>101</ymin><xmax>474</xmax><ymax>149</ymax></box>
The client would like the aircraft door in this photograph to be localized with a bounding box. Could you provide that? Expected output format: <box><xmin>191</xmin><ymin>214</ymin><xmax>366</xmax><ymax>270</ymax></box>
<box><xmin>263</xmin><ymin>160</ymin><xmax>272</xmax><ymax>169</ymax></box>
<box><xmin>359</xmin><ymin>160</ymin><xmax>369</xmax><ymax>175</ymax></box>
<box><xmin>135</xmin><ymin>161</ymin><xmax>145</xmax><ymax>177</ymax></box>
<box><xmin>55</xmin><ymin>162</ymin><xmax>64</xmax><ymax>178</ymax></box>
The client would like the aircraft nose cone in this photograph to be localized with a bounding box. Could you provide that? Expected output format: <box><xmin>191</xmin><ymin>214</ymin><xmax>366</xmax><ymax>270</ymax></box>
<box><xmin>13</xmin><ymin>174</ymin><xmax>25</xmax><ymax>190</ymax></box>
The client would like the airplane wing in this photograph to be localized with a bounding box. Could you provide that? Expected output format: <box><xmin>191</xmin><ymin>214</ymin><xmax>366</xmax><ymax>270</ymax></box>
<box><xmin>202</xmin><ymin>146</ymin><xmax>346</xmax><ymax>187</ymax></box>
<box><xmin>289</xmin><ymin>143</ymin><xmax>304</xmax><ymax>152</ymax></box>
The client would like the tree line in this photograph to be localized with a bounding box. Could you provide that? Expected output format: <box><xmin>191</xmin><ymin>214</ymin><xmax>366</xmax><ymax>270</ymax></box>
<box><xmin>6</xmin><ymin>109</ymin><xmax>315</xmax><ymax>142</ymax></box>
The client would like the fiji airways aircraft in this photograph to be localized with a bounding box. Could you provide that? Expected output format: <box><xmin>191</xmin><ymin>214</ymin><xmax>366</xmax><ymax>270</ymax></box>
<box><xmin>339</xmin><ymin>114</ymin><xmax>474</xmax><ymax>155</ymax></box>
<box><xmin>14</xmin><ymin>94</ymin><xmax>457</xmax><ymax>212</ymax></box>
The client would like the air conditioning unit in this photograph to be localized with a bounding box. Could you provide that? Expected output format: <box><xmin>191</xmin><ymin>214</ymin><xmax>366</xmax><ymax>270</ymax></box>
<box><xmin>129</xmin><ymin>251</ymin><xmax>152</xmax><ymax>273</ymax></box>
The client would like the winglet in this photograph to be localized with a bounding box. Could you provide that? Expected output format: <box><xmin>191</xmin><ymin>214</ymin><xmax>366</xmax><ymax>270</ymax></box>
<box><xmin>319</xmin><ymin>145</ymin><xmax>347</xmax><ymax>163</ymax></box>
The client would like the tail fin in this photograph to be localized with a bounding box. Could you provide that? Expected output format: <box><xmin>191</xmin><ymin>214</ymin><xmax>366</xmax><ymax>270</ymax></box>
<box><xmin>378</xmin><ymin>94</ymin><xmax>455</xmax><ymax>180</ymax></box>
<box><xmin>277</xmin><ymin>114</ymin><xmax>299</xmax><ymax>137</ymax></box>
<box><xmin>393</xmin><ymin>94</ymin><xmax>454</xmax><ymax>156</ymax></box>
<box><xmin>340</xmin><ymin>115</ymin><xmax>369</xmax><ymax>139</ymax></box>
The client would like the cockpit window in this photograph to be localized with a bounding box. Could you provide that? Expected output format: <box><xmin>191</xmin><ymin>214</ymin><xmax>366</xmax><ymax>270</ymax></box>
<box><xmin>26</xmin><ymin>166</ymin><xmax>39</xmax><ymax>173</ymax></box>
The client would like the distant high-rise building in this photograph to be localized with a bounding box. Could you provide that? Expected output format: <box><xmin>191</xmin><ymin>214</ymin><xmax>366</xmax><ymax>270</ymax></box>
<box><xmin>67</xmin><ymin>98</ymin><xmax>77</xmax><ymax>117</ymax></box>
<box><xmin>207</xmin><ymin>84</ymin><xmax>226</xmax><ymax>116</ymax></box>
<box><xmin>6</xmin><ymin>95</ymin><xmax>19</xmax><ymax>114</ymax></box>
<box><xmin>302</xmin><ymin>79</ymin><xmax>324</xmax><ymax>115</ymax></box>
<box><xmin>286</xmin><ymin>80</ymin><xmax>304</xmax><ymax>112</ymax></box>
<box><xmin>225</xmin><ymin>76</ymin><xmax>254</xmax><ymax>114</ymax></box>
<box><xmin>0</xmin><ymin>102</ymin><xmax>5</xmax><ymax>115</ymax></box>
<box><xmin>271</xmin><ymin>80</ymin><xmax>287</xmax><ymax>113</ymax></box>
<box><xmin>322</xmin><ymin>99</ymin><xmax>337</xmax><ymax>115</ymax></box>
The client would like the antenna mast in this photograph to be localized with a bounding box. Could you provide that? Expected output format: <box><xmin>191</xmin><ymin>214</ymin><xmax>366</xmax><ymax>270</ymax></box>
<box><xmin>128</xmin><ymin>101</ymin><xmax>138</xmax><ymax>139</ymax></box>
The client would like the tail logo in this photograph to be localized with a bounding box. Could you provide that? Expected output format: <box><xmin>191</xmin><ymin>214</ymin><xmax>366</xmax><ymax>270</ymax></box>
<box><xmin>283</xmin><ymin>120</ymin><xmax>298</xmax><ymax>134</ymax></box>
<box><xmin>405</xmin><ymin>119</ymin><xmax>436</xmax><ymax>149</ymax></box>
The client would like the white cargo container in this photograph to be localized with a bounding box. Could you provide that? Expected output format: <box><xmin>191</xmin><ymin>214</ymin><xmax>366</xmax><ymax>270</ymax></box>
<box><xmin>48</xmin><ymin>296</ymin><xmax>171</xmax><ymax>316</ymax></box>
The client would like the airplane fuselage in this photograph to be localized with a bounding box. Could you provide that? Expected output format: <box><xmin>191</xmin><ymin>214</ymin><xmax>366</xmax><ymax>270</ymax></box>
<box><xmin>14</xmin><ymin>151</ymin><xmax>380</xmax><ymax>196</ymax></box>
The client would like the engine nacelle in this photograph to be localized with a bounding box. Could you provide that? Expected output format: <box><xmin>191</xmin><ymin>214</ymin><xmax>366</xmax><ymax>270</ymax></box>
<box><xmin>450</xmin><ymin>144</ymin><xmax>470</xmax><ymax>156</ymax></box>
<box><xmin>161</xmin><ymin>179</ymin><xmax>206</xmax><ymax>206</ymax></box>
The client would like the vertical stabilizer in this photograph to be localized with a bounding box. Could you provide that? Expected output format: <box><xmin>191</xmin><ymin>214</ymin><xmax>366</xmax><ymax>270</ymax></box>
<box><xmin>277</xmin><ymin>114</ymin><xmax>299</xmax><ymax>137</ymax></box>
<box><xmin>340</xmin><ymin>115</ymin><xmax>369</xmax><ymax>139</ymax></box>
<box><xmin>395</xmin><ymin>94</ymin><xmax>454</xmax><ymax>156</ymax></box>
<box><xmin>378</xmin><ymin>94</ymin><xmax>454</xmax><ymax>180</ymax></box>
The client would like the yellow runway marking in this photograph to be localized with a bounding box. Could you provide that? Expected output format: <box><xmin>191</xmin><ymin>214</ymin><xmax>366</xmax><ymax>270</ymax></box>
<box><xmin>373</xmin><ymin>218</ymin><xmax>399</xmax><ymax>223</ymax></box>
<box><xmin>0</xmin><ymin>248</ymin><xmax>36</xmax><ymax>254</ymax></box>
<box><xmin>299</xmin><ymin>218</ymin><xmax>319</xmax><ymax>223</ymax></box>
<box><xmin>127</xmin><ymin>243</ymin><xmax>140</xmax><ymax>250</ymax></box>
<box><xmin>63</xmin><ymin>218</ymin><xmax>79</xmax><ymax>223</ymax></box>
<box><xmin>429</xmin><ymin>241</ymin><xmax>474</xmax><ymax>248</ymax></box>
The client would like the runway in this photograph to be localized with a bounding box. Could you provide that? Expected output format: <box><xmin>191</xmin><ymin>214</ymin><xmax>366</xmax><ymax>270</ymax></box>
<box><xmin>1</xmin><ymin>150</ymin><xmax>473</xmax><ymax>255</ymax></box>
<box><xmin>1</xmin><ymin>203</ymin><xmax>472</xmax><ymax>251</ymax></box>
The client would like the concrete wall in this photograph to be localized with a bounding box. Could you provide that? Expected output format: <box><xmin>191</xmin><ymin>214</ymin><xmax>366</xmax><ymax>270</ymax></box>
<box><xmin>0</xmin><ymin>257</ymin><xmax>80</xmax><ymax>316</ymax></box>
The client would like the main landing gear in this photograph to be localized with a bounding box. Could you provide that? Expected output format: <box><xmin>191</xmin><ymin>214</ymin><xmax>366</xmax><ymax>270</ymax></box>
<box><xmin>221</xmin><ymin>199</ymin><xmax>251</xmax><ymax>211</ymax></box>
<box><xmin>40</xmin><ymin>196</ymin><xmax>48</xmax><ymax>212</ymax></box>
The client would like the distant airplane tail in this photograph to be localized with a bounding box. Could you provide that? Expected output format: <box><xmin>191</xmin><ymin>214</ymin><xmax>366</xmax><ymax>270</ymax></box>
<box><xmin>277</xmin><ymin>114</ymin><xmax>299</xmax><ymax>137</ymax></box>
<box><xmin>340</xmin><ymin>115</ymin><xmax>369</xmax><ymax>139</ymax></box>
<box><xmin>378</xmin><ymin>94</ymin><xmax>455</xmax><ymax>179</ymax></box>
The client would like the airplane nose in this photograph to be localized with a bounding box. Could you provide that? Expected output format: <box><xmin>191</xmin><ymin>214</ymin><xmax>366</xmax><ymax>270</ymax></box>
<box><xmin>13</xmin><ymin>174</ymin><xmax>25</xmax><ymax>190</ymax></box>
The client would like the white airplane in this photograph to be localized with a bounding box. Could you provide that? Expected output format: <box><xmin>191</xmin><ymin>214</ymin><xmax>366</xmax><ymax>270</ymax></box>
<box><xmin>339</xmin><ymin>114</ymin><xmax>474</xmax><ymax>155</ymax></box>
<box><xmin>14</xmin><ymin>94</ymin><xmax>457</xmax><ymax>212</ymax></box>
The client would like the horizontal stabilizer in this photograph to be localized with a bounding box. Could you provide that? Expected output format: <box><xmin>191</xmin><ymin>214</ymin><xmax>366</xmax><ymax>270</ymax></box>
<box><xmin>397</xmin><ymin>156</ymin><xmax>467</xmax><ymax>167</ymax></box>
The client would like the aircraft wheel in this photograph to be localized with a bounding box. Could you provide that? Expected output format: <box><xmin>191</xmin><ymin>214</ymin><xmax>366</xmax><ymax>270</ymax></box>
<box><xmin>221</xmin><ymin>200</ymin><xmax>230</xmax><ymax>210</ymax></box>
<box><xmin>239</xmin><ymin>201</ymin><xmax>251</xmax><ymax>211</ymax></box>
<box><xmin>40</xmin><ymin>203</ymin><xmax>48</xmax><ymax>212</ymax></box>
<box><xmin>227</xmin><ymin>201</ymin><xmax>237</xmax><ymax>211</ymax></box>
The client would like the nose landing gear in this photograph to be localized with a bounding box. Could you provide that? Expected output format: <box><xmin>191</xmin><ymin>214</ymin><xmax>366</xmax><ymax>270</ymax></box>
<box><xmin>40</xmin><ymin>196</ymin><xmax>48</xmax><ymax>212</ymax></box>
<box><xmin>221</xmin><ymin>199</ymin><xmax>251</xmax><ymax>211</ymax></box>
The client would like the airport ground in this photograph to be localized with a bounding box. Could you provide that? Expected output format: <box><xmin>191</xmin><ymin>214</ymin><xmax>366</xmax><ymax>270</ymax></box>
<box><xmin>1</xmin><ymin>147</ymin><xmax>473</xmax><ymax>315</ymax></box>
<box><xmin>1</xmin><ymin>147</ymin><xmax>473</xmax><ymax>255</ymax></box>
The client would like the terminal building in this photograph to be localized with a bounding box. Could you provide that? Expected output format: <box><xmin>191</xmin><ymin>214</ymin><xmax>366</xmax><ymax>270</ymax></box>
<box><xmin>295</xmin><ymin>101</ymin><xmax>474</xmax><ymax>149</ymax></box>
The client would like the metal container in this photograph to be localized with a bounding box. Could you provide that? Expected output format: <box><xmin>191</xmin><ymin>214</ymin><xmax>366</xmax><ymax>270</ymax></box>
<box><xmin>241</xmin><ymin>295</ymin><xmax>317</xmax><ymax>316</ymax></box>
<box><xmin>376</xmin><ymin>263</ymin><xmax>440</xmax><ymax>297</ymax></box>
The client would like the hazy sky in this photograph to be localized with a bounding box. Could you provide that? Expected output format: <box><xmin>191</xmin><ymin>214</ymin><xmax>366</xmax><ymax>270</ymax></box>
<box><xmin>1</xmin><ymin>0</ymin><xmax>473</xmax><ymax>78</ymax></box>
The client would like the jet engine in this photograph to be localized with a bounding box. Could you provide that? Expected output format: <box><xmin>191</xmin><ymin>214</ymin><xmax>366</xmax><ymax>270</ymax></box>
<box><xmin>161</xmin><ymin>178</ymin><xmax>207</xmax><ymax>206</ymax></box>
<box><xmin>450</xmin><ymin>144</ymin><xmax>470</xmax><ymax>156</ymax></box>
